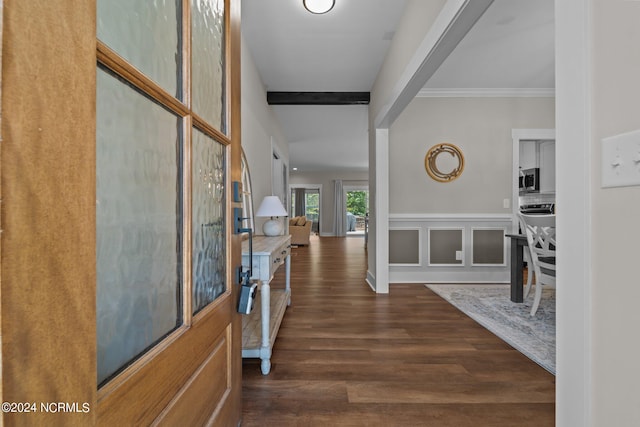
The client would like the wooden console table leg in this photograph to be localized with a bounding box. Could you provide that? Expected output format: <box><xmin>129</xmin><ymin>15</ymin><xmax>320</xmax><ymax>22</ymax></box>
<box><xmin>260</xmin><ymin>281</ymin><xmax>271</xmax><ymax>375</ymax></box>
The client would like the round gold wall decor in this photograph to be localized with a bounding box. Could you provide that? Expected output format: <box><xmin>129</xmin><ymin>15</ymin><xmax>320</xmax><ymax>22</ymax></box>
<box><xmin>424</xmin><ymin>143</ymin><xmax>465</xmax><ymax>182</ymax></box>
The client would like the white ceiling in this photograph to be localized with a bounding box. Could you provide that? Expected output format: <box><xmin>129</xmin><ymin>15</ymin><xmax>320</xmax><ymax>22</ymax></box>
<box><xmin>242</xmin><ymin>0</ymin><xmax>408</xmax><ymax>92</ymax></box>
<box><xmin>425</xmin><ymin>0</ymin><xmax>554</xmax><ymax>91</ymax></box>
<box><xmin>241</xmin><ymin>0</ymin><xmax>555</xmax><ymax>172</ymax></box>
<box><xmin>273</xmin><ymin>104</ymin><xmax>370</xmax><ymax>171</ymax></box>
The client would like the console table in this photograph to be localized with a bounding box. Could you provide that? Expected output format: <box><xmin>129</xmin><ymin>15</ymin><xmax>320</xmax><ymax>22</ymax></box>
<box><xmin>241</xmin><ymin>235</ymin><xmax>291</xmax><ymax>374</ymax></box>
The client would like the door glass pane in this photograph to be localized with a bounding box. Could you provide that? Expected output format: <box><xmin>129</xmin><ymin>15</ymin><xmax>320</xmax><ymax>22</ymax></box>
<box><xmin>192</xmin><ymin>128</ymin><xmax>226</xmax><ymax>314</ymax></box>
<box><xmin>97</xmin><ymin>0</ymin><xmax>181</xmax><ymax>98</ymax></box>
<box><xmin>191</xmin><ymin>0</ymin><xmax>225</xmax><ymax>131</ymax></box>
<box><xmin>96</xmin><ymin>68</ymin><xmax>182</xmax><ymax>386</ymax></box>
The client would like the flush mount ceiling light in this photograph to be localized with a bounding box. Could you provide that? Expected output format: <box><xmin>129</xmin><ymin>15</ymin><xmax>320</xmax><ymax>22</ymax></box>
<box><xmin>303</xmin><ymin>0</ymin><xmax>335</xmax><ymax>14</ymax></box>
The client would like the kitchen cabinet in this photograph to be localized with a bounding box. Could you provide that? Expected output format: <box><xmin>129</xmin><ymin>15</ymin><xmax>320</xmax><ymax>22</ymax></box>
<box><xmin>519</xmin><ymin>140</ymin><xmax>538</xmax><ymax>170</ymax></box>
<box><xmin>539</xmin><ymin>141</ymin><xmax>556</xmax><ymax>193</ymax></box>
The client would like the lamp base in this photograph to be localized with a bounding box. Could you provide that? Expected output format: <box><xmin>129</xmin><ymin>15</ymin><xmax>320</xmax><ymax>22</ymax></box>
<box><xmin>262</xmin><ymin>218</ymin><xmax>283</xmax><ymax>236</ymax></box>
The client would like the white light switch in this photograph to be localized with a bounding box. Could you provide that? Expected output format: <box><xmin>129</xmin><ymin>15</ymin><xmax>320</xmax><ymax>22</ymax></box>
<box><xmin>602</xmin><ymin>129</ymin><xmax>640</xmax><ymax>188</ymax></box>
<box><xmin>503</xmin><ymin>198</ymin><xmax>510</xmax><ymax>209</ymax></box>
<box><xmin>455</xmin><ymin>250</ymin><xmax>463</xmax><ymax>261</ymax></box>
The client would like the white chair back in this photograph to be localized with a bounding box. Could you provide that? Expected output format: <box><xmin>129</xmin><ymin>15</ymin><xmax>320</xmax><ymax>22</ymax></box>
<box><xmin>519</xmin><ymin>213</ymin><xmax>556</xmax><ymax>315</ymax></box>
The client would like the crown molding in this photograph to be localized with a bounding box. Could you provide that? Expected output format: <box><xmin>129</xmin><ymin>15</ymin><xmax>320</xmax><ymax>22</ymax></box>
<box><xmin>416</xmin><ymin>88</ymin><xmax>556</xmax><ymax>98</ymax></box>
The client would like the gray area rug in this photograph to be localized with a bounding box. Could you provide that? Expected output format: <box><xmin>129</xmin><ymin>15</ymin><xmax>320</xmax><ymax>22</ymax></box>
<box><xmin>426</xmin><ymin>284</ymin><xmax>556</xmax><ymax>374</ymax></box>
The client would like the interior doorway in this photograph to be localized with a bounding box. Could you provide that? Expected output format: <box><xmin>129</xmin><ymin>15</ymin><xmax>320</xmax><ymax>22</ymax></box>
<box><xmin>344</xmin><ymin>186</ymin><xmax>368</xmax><ymax>237</ymax></box>
<box><xmin>290</xmin><ymin>185</ymin><xmax>322</xmax><ymax>234</ymax></box>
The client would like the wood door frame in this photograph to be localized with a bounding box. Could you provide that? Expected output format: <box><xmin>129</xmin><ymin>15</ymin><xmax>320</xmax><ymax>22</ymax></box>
<box><xmin>1</xmin><ymin>2</ymin><xmax>98</xmax><ymax>425</ymax></box>
<box><xmin>0</xmin><ymin>0</ymin><xmax>243</xmax><ymax>425</ymax></box>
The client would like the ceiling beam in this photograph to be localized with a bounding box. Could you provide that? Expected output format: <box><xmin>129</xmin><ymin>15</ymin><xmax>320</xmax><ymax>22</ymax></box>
<box><xmin>267</xmin><ymin>91</ymin><xmax>370</xmax><ymax>105</ymax></box>
<box><xmin>374</xmin><ymin>0</ymin><xmax>495</xmax><ymax>128</ymax></box>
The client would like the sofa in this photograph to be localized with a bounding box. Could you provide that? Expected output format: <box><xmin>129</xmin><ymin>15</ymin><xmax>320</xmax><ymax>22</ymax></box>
<box><xmin>289</xmin><ymin>216</ymin><xmax>312</xmax><ymax>246</ymax></box>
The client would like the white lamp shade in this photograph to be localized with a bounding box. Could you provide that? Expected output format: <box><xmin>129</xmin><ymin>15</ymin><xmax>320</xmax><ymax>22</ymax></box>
<box><xmin>256</xmin><ymin>196</ymin><xmax>288</xmax><ymax>218</ymax></box>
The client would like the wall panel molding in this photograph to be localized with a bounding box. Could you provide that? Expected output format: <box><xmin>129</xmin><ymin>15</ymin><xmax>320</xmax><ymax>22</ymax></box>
<box><xmin>389</xmin><ymin>214</ymin><xmax>513</xmax><ymax>284</ymax></box>
<box><xmin>389</xmin><ymin>228</ymin><xmax>422</xmax><ymax>266</ymax></box>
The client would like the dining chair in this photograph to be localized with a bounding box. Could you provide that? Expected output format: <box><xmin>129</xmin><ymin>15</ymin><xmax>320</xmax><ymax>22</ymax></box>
<box><xmin>519</xmin><ymin>213</ymin><xmax>556</xmax><ymax>316</ymax></box>
<box><xmin>518</xmin><ymin>217</ymin><xmax>535</xmax><ymax>299</ymax></box>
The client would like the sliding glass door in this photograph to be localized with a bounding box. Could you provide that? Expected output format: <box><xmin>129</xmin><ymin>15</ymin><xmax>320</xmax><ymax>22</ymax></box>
<box><xmin>345</xmin><ymin>188</ymin><xmax>368</xmax><ymax>235</ymax></box>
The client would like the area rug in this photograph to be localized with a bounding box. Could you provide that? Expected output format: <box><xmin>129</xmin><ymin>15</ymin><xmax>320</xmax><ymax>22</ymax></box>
<box><xmin>426</xmin><ymin>284</ymin><xmax>556</xmax><ymax>374</ymax></box>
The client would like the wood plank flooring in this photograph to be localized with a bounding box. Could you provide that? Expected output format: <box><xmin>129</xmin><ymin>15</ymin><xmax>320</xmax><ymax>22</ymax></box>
<box><xmin>241</xmin><ymin>236</ymin><xmax>555</xmax><ymax>426</ymax></box>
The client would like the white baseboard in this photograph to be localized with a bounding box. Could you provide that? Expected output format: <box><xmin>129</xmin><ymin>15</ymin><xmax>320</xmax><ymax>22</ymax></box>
<box><xmin>366</xmin><ymin>270</ymin><xmax>376</xmax><ymax>292</ymax></box>
<box><xmin>390</xmin><ymin>271</ymin><xmax>510</xmax><ymax>284</ymax></box>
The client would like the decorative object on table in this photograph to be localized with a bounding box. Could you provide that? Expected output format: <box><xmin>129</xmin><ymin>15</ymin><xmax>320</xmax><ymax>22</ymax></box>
<box><xmin>424</xmin><ymin>142</ymin><xmax>465</xmax><ymax>182</ymax></box>
<box><xmin>303</xmin><ymin>0</ymin><xmax>335</xmax><ymax>14</ymax></box>
<box><xmin>256</xmin><ymin>195</ymin><xmax>288</xmax><ymax>236</ymax></box>
<box><xmin>426</xmin><ymin>284</ymin><xmax>555</xmax><ymax>374</ymax></box>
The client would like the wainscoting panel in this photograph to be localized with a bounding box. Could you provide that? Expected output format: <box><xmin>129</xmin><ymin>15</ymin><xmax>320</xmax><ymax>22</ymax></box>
<box><xmin>428</xmin><ymin>228</ymin><xmax>463</xmax><ymax>266</ymax></box>
<box><xmin>389</xmin><ymin>228</ymin><xmax>421</xmax><ymax>266</ymax></box>
<box><xmin>471</xmin><ymin>228</ymin><xmax>507</xmax><ymax>266</ymax></box>
<box><xmin>389</xmin><ymin>214</ymin><xmax>513</xmax><ymax>283</ymax></box>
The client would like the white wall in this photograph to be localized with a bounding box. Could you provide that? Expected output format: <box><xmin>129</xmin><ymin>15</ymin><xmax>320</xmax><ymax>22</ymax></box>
<box><xmin>290</xmin><ymin>170</ymin><xmax>368</xmax><ymax>236</ymax></box>
<box><xmin>241</xmin><ymin>35</ymin><xmax>289</xmax><ymax>234</ymax></box>
<box><xmin>590</xmin><ymin>1</ymin><xmax>640</xmax><ymax>424</ymax></box>
<box><xmin>390</xmin><ymin>97</ymin><xmax>555</xmax><ymax>214</ymax></box>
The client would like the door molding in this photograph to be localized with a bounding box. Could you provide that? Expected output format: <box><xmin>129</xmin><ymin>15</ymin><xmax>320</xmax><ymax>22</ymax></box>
<box><xmin>511</xmin><ymin>128</ymin><xmax>556</xmax><ymax>231</ymax></box>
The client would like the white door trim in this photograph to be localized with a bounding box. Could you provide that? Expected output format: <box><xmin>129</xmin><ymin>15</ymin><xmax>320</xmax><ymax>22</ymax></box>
<box><xmin>555</xmin><ymin>0</ymin><xmax>593</xmax><ymax>425</ymax></box>
<box><xmin>511</xmin><ymin>128</ymin><xmax>556</xmax><ymax>231</ymax></box>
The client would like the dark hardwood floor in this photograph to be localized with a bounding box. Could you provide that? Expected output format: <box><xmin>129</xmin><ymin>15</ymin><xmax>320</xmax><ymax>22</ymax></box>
<box><xmin>241</xmin><ymin>236</ymin><xmax>555</xmax><ymax>426</ymax></box>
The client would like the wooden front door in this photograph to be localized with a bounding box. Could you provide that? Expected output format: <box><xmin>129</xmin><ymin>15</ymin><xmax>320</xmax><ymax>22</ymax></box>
<box><xmin>1</xmin><ymin>1</ymin><xmax>243</xmax><ymax>425</ymax></box>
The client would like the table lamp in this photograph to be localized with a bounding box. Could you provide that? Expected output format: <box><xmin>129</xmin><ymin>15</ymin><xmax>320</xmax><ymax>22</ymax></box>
<box><xmin>256</xmin><ymin>196</ymin><xmax>288</xmax><ymax>236</ymax></box>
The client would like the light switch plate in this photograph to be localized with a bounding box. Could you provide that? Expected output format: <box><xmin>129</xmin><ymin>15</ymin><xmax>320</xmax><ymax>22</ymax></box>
<box><xmin>602</xmin><ymin>129</ymin><xmax>640</xmax><ymax>188</ymax></box>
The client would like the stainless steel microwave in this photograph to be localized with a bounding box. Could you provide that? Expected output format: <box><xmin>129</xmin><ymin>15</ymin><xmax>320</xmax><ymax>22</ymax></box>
<box><xmin>519</xmin><ymin>167</ymin><xmax>540</xmax><ymax>193</ymax></box>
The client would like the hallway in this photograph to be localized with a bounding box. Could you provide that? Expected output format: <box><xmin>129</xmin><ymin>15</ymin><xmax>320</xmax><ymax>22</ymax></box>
<box><xmin>241</xmin><ymin>236</ymin><xmax>554</xmax><ymax>426</ymax></box>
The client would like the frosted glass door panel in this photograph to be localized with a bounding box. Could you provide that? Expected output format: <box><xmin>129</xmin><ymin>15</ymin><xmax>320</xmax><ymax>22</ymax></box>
<box><xmin>97</xmin><ymin>0</ymin><xmax>181</xmax><ymax>98</ymax></box>
<box><xmin>96</xmin><ymin>69</ymin><xmax>182</xmax><ymax>385</ymax></box>
<box><xmin>191</xmin><ymin>0</ymin><xmax>225</xmax><ymax>131</ymax></box>
<box><xmin>192</xmin><ymin>128</ymin><xmax>226</xmax><ymax>314</ymax></box>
